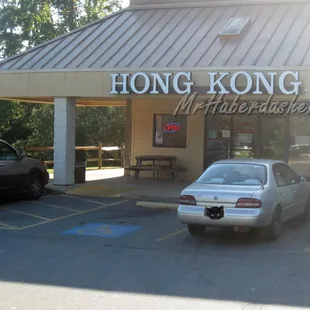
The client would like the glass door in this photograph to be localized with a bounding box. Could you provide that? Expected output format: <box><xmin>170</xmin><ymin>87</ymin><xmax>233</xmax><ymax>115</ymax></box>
<box><xmin>204</xmin><ymin>114</ymin><xmax>288</xmax><ymax>171</ymax></box>
<box><xmin>232</xmin><ymin>115</ymin><xmax>260</xmax><ymax>159</ymax></box>
<box><xmin>204</xmin><ymin>115</ymin><xmax>231</xmax><ymax>170</ymax></box>
<box><xmin>259</xmin><ymin>116</ymin><xmax>287</xmax><ymax>161</ymax></box>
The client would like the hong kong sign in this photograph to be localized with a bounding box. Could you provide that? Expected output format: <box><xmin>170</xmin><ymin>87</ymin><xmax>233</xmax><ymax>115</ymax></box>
<box><xmin>110</xmin><ymin>71</ymin><xmax>302</xmax><ymax>96</ymax></box>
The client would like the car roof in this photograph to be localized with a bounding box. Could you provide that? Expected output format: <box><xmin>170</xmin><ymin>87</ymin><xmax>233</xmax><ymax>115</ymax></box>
<box><xmin>212</xmin><ymin>158</ymin><xmax>285</xmax><ymax>166</ymax></box>
<box><xmin>0</xmin><ymin>139</ymin><xmax>11</xmax><ymax>145</ymax></box>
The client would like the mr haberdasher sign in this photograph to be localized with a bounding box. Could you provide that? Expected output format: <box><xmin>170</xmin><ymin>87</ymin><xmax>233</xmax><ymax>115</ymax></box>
<box><xmin>110</xmin><ymin>71</ymin><xmax>309</xmax><ymax>115</ymax></box>
<box><xmin>110</xmin><ymin>71</ymin><xmax>302</xmax><ymax>95</ymax></box>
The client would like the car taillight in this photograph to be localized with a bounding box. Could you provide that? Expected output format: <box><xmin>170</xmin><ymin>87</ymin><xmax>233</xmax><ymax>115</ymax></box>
<box><xmin>180</xmin><ymin>195</ymin><xmax>197</xmax><ymax>206</ymax></box>
<box><xmin>235</xmin><ymin>198</ymin><xmax>262</xmax><ymax>208</ymax></box>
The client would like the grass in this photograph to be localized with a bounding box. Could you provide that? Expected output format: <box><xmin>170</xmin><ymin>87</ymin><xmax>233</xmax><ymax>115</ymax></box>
<box><xmin>47</xmin><ymin>166</ymin><xmax>122</xmax><ymax>174</ymax></box>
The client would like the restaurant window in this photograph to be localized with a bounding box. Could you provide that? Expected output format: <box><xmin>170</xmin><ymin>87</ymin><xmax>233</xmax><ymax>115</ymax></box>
<box><xmin>153</xmin><ymin>114</ymin><xmax>187</xmax><ymax>148</ymax></box>
<box><xmin>289</xmin><ymin>115</ymin><xmax>310</xmax><ymax>177</ymax></box>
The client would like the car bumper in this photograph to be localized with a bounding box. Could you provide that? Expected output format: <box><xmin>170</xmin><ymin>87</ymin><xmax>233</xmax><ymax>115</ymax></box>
<box><xmin>43</xmin><ymin>171</ymin><xmax>49</xmax><ymax>185</ymax></box>
<box><xmin>177</xmin><ymin>205</ymin><xmax>271</xmax><ymax>228</ymax></box>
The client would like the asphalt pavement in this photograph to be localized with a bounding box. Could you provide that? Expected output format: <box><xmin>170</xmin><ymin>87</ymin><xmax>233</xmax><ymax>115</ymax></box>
<box><xmin>0</xmin><ymin>193</ymin><xmax>310</xmax><ymax>309</ymax></box>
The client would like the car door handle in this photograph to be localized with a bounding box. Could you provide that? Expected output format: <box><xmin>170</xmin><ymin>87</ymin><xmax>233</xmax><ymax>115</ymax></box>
<box><xmin>0</xmin><ymin>164</ymin><xmax>5</xmax><ymax>167</ymax></box>
<box><xmin>280</xmin><ymin>192</ymin><xmax>284</xmax><ymax>196</ymax></box>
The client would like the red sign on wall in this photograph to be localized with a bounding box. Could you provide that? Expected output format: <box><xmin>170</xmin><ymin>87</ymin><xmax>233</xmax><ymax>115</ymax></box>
<box><xmin>163</xmin><ymin>123</ymin><xmax>180</xmax><ymax>133</ymax></box>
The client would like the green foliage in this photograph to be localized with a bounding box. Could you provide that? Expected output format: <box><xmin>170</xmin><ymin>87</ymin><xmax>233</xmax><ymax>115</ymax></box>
<box><xmin>0</xmin><ymin>0</ymin><xmax>123</xmax><ymax>58</ymax></box>
<box><xmin>0</xmin><ymin>0</ymin><xmax>56</xmax><ymax>57</ymax></box>
<box><xmin>0</xmin><ymin>0</ymin><xmax>125</xmax><ymax>159</ymax></box>
<box><xmin>51</xmin><ymin>0</ymin><xmax>122</xmax><ymax>32</ymax></box>
<box><xmin>76</xmin><ymin>106</ymin><xmax>125</xmax><ymax>146</ymax></box>
<box><xmin>0</xmin><ymin>100</ymin><xmax>32</xmax><ymax>145</ymax></box>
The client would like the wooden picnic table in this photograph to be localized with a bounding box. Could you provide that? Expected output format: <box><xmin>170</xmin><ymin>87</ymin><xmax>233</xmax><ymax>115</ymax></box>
<box><xmin>136</xmin><ymin>155</ymin><xmax>177</xmax><ymax>167</ymax></box>
<box><xmin>125</xmin><ymin>155</ymin><xmax>186</xmax><ymax>181</ymax></box>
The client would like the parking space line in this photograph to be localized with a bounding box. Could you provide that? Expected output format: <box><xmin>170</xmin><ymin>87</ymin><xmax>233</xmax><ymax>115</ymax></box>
<box><xmin>3</xmin><ymin>208</ymin><xmax>50</xmax><ymax>221</ymax></box>
<box><xmin>18</xmin><ymin>200</ymin><xmax>129</xmax><ymax>231</ymax></box>
<box><xmin>42</xmin><ymin>203</ymin><xmax>81</xmax><ymax>213</ymax></box>
<box><xmin>156</xmin><ymin>228</ymin><xmax>187</xmax><ymax>242</ymax></box>
<box><xmin>0</xmin><ymin>221</ymin><xmax>18</xmax><ymax>230</ymax></box>
<box><xmin>60</xmin><ymin>194</ymin><xmax>106</xmax><ymax>205</ymax></box>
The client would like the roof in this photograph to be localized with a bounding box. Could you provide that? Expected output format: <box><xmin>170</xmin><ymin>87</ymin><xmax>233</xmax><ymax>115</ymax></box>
<box><xmin>1</xmin><ymin>1</ymin><xmax>310</xmax><ymax>70</ymax></box>
<box><xmin>214</xmin><ymin>159</ymin><xmax>283</xmax><ymax>165</ymax></box>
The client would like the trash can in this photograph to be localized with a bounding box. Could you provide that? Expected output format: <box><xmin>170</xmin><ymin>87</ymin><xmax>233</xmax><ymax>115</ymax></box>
<box><xmin>75</xmin><ymin>150</ymin><xmax>86</xmax><ymax>183</ymax></box>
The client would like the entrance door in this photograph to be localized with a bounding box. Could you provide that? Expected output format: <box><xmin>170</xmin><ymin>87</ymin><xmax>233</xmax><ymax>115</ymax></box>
<box><xmin>203</xmin><ymin>115</ymin><xmax>231</xmax><ymax>170</ymax></box>
<box><xmin>232</xmin><ymin>115</ymin><xmax>260</xmax><ymax>159</ymax></box>
<box><xmin>204</xmin><ymin>114</ymin><xmax>288</xmax><ymax>170</ymax></box>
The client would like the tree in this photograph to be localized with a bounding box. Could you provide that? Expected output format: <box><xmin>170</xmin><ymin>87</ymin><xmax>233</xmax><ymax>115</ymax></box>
<box><xmin>0</xmin><ymin>0</ymin><xmax>125</xmax><ymax>153</ymax></box>
<box><xmin>0</xmin><ymin>0</ymin><xmax>56</xmax><ymax>58</ymax></box>
<box><xmin>0</xmin><ymin>0</ymin><xmax>123</xmax><ymax>58</ymax></box>
<box><xmin>0</xmin><ymin>100</ymin><xmax>32</xmax><ymax>144</ymax></box>
<box><xmin>51</xmin><ymin>0</ymin><xmax>122</xmax><ymax>32</ymax></box>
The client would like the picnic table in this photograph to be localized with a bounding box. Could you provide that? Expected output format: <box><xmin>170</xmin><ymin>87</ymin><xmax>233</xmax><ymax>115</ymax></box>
<box><xmin>125</xmin><ymin>155</ymin><xmax>186</xmax><ymax>181</ymax></box>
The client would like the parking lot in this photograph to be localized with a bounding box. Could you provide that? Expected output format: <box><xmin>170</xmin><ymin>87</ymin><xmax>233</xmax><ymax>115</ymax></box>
<box><xmin>0</xmin><ymin>194</ymin><xmax>132</xmax><ymax>231</ymax></box>
<box><xmin>0</xmin><ymin>194</ymin><xmax>191</xmax><ymax>253</ymax></box>
<box><xmin>1</xmin><ymin>193</ymin><xmax>310</xmax><ymax>255</ymax></box>
<box><xmin>1</xmin><ymin>194</ymin><xmax>310</xmax><ymax>309</ymax></box>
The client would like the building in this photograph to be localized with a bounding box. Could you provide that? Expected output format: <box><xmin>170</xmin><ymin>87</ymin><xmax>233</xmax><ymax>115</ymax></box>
<box><xmin>1</xmin><ymin>0</ymin><xmax>310</xmax><ymax>185</ymax></box>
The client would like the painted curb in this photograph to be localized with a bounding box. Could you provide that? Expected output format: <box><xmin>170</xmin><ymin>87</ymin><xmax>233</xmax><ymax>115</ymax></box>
<box><xmin>136</xmin><ymin>201</ymin><xmax>178</xmax><ymax>210</ymax></box>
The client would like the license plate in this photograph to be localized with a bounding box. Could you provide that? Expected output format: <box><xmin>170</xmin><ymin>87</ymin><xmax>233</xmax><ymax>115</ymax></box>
<box><xmin>204</xmin><ymin>206</ymin><xmax>224</xmax><ymax>220</ymax></box>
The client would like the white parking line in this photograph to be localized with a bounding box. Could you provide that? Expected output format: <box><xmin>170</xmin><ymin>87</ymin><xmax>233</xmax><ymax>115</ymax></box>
<box><xmin>156</xmin><ymin>228</ymin><xmax>187</xmax><ymax>241</ymax></box>
<box><xmin>60</xmin><ymin>194</ymin><xmax>106</xmax><ymax>205</ymax></box>
<box><xmin>0</xmin><ymin>221</ymin><xmax>17</xmax><ymax>230</ymax></box>
<box><xmin>42</xmin><ymin>203</ymin><xmax>80</xmax><ymax>213</ymax></box>
<box><xmin>3</xmin><ymin>208</ymin><xmax>50</xmax><ymax>221</ymax></box>
<box><xmin>17</xmin><ymin>199</ymin><xmax>129</xmax><ymax>230</ymax></box>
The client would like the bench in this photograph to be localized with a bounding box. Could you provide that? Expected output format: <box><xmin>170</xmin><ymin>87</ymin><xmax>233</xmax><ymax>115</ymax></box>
<box><xmin>157</xmin><ymin>165</ymin><xmax>187</xmax><ymax>181</ymax></box>
<box><xmin>125</xmin><ymin>165</ymin><xmax>187</xmax><ymax>181</ymax></box>
<box><xmin>125</xmin><ymin>165</ymin><xmax>158</xmax><ymax>180</ymax></box>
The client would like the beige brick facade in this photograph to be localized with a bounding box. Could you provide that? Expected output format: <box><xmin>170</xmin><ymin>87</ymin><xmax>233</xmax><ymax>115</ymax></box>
<box><xmin>130</xmin><ymin>98</ymin><xmax>205</xmax><ymax>181</ymax></box>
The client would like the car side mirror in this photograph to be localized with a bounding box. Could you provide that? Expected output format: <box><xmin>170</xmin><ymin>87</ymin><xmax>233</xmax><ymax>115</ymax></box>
<box><xmin>17</xmin><ymin>148</ymin><xmax>26</xmax><ymax>159</ymax></box>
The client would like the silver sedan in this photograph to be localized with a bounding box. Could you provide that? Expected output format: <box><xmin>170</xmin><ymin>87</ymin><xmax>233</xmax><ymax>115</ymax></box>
<box><xmin>177</xmin><ymin>159</ymin><xmax>310</xmax><ymax>240</ymax></box>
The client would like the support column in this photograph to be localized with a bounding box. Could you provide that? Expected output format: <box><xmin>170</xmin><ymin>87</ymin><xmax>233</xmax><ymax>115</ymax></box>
<box><xmin>124</xmin><ymin>99</ymin><xmax>132</xmax><ymax>176</ymax></box>
<box><xmin>53</xmin><ymin>97</ymin><xmax>76</xmax><ymax>185</ymax></box>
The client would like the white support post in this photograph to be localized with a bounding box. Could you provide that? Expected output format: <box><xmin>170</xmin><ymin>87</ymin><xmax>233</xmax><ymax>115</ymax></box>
<box><xmin>53</xmin><ymin>97</ymin><xmax>76</xmax><ymax>185</ymax></box>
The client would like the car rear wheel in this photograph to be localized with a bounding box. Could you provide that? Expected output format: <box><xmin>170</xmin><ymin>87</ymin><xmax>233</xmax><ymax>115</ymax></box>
<box><xmin>265</xmin><ymin>207</ymin><xmax>282</xmax><ymax>241</ymax></box>
<box><xmin>187</xmin><ymin>224</ymin><xmax>206</xmax><ymax>235</ymax></box>
<box><xmin>26</xmin><ymin>173</ymin><xmax>43</xmax><ymax>200</ymax></box>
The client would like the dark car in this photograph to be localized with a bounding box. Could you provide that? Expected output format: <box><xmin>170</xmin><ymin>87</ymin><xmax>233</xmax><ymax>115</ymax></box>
<box><xmin>0</xmin><ymin>139</ymin><xmax>49</xmax><ymax>199</ymax></box>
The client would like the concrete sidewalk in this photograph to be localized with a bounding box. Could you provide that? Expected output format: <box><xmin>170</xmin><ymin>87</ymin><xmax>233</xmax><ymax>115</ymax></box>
<box><xmin>46</xmin><ymin>169</ymin><xmax>190</xmax><ymax>205</ymax></box>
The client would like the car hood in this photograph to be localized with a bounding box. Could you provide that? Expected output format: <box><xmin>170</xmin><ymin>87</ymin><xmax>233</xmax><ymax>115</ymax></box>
<box><xmin>23</xmin><ymin>156</ymin><xmax>46</xmax><ymax>169</ymax></box>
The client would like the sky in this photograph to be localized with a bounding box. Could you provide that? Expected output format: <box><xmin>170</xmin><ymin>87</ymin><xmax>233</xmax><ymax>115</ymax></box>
<box><xmin>122</xmin><ymin>0</ymin><xmax>130</xmax><ymax>7</ymax></box>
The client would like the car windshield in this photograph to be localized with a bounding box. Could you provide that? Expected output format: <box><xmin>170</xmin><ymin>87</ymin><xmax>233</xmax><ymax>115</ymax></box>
<box><xmin>196</xmin><ymin>163</ymin><xmax>267</xmax><ymax>185</ymax></box>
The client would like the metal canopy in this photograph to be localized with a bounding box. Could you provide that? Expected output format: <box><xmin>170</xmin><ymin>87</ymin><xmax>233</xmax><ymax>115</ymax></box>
<box><xmin>1</xmin><ymin>2</ymin><xmax>310</xmax><ymax>70</ymax></box>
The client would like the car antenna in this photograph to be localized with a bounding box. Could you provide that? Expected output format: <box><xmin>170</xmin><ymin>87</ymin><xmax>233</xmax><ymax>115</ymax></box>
<box><xmin>258</xmin><ymin>177</ymin><xmax>264</xmax><ymax>189</ymax></box>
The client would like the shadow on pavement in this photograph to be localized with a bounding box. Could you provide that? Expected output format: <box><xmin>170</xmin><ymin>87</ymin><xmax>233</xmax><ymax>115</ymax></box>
<box><xmin>0</xmin><ymin>196</ymin><xmax>309</xmax><ymax>308</ymax></box>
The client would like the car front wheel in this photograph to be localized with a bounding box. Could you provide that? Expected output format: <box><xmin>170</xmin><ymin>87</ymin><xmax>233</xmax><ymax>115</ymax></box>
<box><xmin>26</xmin><ymin>173</ymin><xmax>43</xmax><ymax>200</ymax></box>
<box><xmin>187</xmin><ymin>224</ymin><xmax>206</xmax><ymax>235</ymax></box>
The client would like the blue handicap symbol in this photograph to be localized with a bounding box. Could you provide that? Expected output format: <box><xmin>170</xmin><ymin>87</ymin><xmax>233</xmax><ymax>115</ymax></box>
<box><xmin>62</xmin><ymin>223</ymin><xmax>142</xmax><ymax>238</ymax></box>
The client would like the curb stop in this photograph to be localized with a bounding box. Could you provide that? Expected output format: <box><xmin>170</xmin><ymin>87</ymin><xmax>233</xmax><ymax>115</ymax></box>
<box><xmin>136</xmin><ymin>201</ymin><xmax>178</xmax><ymax>210</ymax></box>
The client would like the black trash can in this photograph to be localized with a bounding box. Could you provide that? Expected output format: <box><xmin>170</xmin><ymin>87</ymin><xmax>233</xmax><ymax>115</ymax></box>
<box><xmin>75</xmin><ymin>150</ymin><xmax>86</xmax><ymax>183</ymax></box>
